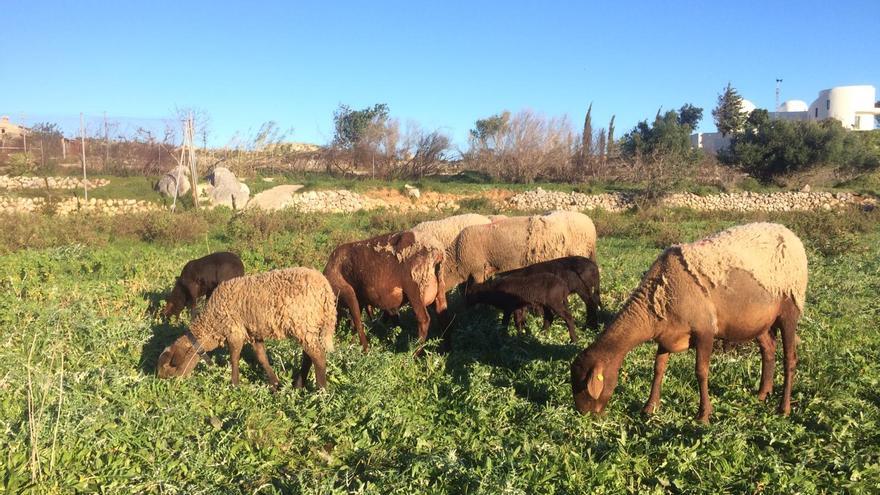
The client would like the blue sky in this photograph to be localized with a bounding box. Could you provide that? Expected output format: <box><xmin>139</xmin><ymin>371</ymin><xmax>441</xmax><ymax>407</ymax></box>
<box><xmin>2</xmin><ymin>0</ymin><xmax>878</xmax><ymax>148</ymax></box>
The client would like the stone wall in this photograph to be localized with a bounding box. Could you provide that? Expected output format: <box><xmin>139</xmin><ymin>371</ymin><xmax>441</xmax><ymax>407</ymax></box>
<box><xmin>505</xmin><ymin>188</ymin><xmax>875</xmax><ymax>213</ymax></box>
<box><xmin>0</xmin><ymin>197</ymin><xmax>158</xmax><ymax>215</ymax></box>
<box><xmin>0</xmin><ymin>175</ymin><xmax>109</xmax><ymax>190</ymax></box>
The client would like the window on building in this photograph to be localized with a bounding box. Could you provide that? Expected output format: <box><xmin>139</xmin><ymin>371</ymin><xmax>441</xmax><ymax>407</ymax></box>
<box><xmin>826</xmin><ymin>100</ymin><xmax>830</xmax><ymax>110</ymax></box>
<box><xmin>815</xmin><ymin>108</ymin><xmax>818</xmax><ymax>118</ymax></box>
<box><xmin>855</xmin><ymin>116</ymin><xmax>861</xmax><ymax>128</ymax></box>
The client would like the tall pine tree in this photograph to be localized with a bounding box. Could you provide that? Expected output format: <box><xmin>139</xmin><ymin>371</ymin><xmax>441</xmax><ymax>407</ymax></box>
<box><xmin>712</xmin><ymin>83</ymin><xmax>746</xmax><ymax>137</ymax></box>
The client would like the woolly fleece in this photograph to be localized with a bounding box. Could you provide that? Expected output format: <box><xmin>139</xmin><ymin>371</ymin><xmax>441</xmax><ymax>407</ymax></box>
<box><xmin>447</xmin><ymin>210</ymin><xmax>597</xmax><ymax>286</ymax></box>
<box><xmin>675</xmin><ymin>222</ymin><xmax>808</xmax><ymax>310</ymax></box>
<box><xmin>190</xmin><ymin>267</ymin><xmax>337</xmax><ymax>356</ymax></box>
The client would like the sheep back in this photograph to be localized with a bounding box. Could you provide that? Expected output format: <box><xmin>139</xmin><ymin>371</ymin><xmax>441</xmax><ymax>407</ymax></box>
<box><xmin>674</xmin><ymin>222</ymin><xmax>808</xmax><ymax>310</ymax></box>
<box><xmin>191</xmin><ymin>267</ymin><xmax>337</xmax><ymax>355</ymax></box>
<box><xmin>411</xmin><ymin>214</ymin><xmax>492</xmax><ymax>253</ymax></box>
<box><xmin>449</xmin><ymin>211</ymin><xmax>596</xmax><ymax>285</ymax></box>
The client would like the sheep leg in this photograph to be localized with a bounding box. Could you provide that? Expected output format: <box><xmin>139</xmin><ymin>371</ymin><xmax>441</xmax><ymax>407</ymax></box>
<box><xmin>403</xmin><ymin>279</ymin><xmax>431</xmax><ymax>357</ymax></box>
<box><xmin>542</xmin><ymin>307</ymin><xmax>554</xmax><ymax>332</ymax></box>
<box><xmin>501</xmin><ymin>310</ymin><xmax>512</xmax><ymax>331</ymax></box>
<box><xmin>229</xmin><ymin>341</ymin><xmax>242</xmax><ymax>387</ymax></box>
<box><xmin>513</xmin><ymin>308</ymin><xmax>527</xmax><ymax>335</ymax></box>
<box><xmin>312</xmin><ymin>353</ymin><xmax>328</xmax><ymax>389</ymax></box>
<box><xmin>693</xmin><ymin>333</ymin><xmax>714</xmax><ymax>423</ymax></box>
<box><xmin>643</xmin><ymin>348</ymin><xmax>670</xmax><ymax>415</ymax></box>
<box><xmin>755</xmin><ymin>329</ymin><xmax>777</xmax><ymax>401</ymax></box>
<box><xmin>339</xmin><ymin>285</ymin><xmax>369</xmax><ymax>353</ymax></box>
<box><xmin>252</xmin><ymin>341</ymin><xmax>280</xmax><ymax>391</ymax></box>
<box><xmin>549</xmin><ymin>300</ymin><xmax>578</xmax><ymax>344</ymax></box>
<box><xmin>778</xmin><ymin>304</ymin><xmax>799</xmax><ymax>416</ymax></box>
<box><xmin>432</xmin><ymin>292</ymin><xmax>452</xmax><ymax>353</ymax></box>
<box><xmin>294</xmin><ymin>352</ymin><xmax>312</xmax><ymax>389</ymax></box>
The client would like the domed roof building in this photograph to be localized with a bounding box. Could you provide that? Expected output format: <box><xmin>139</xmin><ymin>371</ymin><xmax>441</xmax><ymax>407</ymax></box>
<box><xmin>778</xmin><ymin>100</ymin><xmax>809</xmax><ymax>112</ymax></box>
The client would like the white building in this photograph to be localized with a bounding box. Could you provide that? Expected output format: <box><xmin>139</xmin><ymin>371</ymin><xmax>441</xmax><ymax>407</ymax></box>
<box><xmin>692</xmin><ymin>84</ymin><xmax>880</xmax><ymax>154</ymax></box>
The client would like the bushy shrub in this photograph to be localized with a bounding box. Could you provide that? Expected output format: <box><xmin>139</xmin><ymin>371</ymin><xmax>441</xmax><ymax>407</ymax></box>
<box><xmin>725</xmin><ymin>111</ymin><xmax>880</xmax><ymax>178</ymax></box>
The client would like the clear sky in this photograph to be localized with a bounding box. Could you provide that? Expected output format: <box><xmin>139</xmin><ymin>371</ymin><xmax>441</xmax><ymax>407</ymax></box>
<box><xmin>2</xmin><ymin>0</ymin><xmax>878</xmax><ymax>148</ymax></box>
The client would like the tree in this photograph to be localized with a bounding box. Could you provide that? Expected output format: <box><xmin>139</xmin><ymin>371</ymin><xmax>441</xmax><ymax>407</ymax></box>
<box><xmin>875</xmin><ymin>100</ymin><xmax>879</xmax><ymax>127</ymax></box>
<box><xmin>620</xmin><ymin>107</ymin><xmax>700</xmax><ymax>165</ymax></box>
<box><xmin>677</xmin><ymin>104</ymin><xmax>703</xmax><ymax>130</ymax></box>
<box><xmin>581</xmin><ymin>103</ymin><xmax>593</xmax><ymax>166</ymax></box>
<box><xmin>469</xmin><ymin>111</ymin><xmax>510</xmax><ymax>150</ymax></box>
<box><xmin>607</xmin><ymin>115</ymin><xmax>616</xmax><ymax>158</ymax></box>
<box><xmin>333</xmin><ymin>103</ymin><xmax>389</xmax><ymax>149</ymax></box>
<box><xmin>713</xmin><ymin>83</ymin><xmax>746</xmax><ymax>137</ymax></box>
<box><xmin>723</xmin><ymin>109</ymin><xmax>880</xmax><ymax>177</ymax></box>
<box><xmin>466</xmin><ymin>109</ymin><xmax>574</xmax><ymax>183</ymax></box>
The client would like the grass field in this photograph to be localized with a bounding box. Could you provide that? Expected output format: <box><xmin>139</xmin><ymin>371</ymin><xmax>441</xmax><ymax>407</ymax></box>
<box><xmin>1</xmin><ymin>206</ymin><xmax>879</xmax><ymax>493</ymax></box>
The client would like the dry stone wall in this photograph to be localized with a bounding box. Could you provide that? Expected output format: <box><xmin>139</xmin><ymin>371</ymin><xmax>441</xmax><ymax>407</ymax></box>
<box><xmin>0</xmin><ymin>175</ymin><xmax>109</xmax><ymax>190</ymax></box>
<box><xmin>505</xmin><ymin>188</ymin><xmax>875</xmax><ymax>213</ymax></box>
<box><xmin>0</xmin><ymin>197</ymin><xmax>158</xmax><ymax>215</ymax></box>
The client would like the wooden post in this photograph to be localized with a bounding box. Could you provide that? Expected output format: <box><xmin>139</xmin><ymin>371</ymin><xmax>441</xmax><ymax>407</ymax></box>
<box><xmin>188</xmin><ymin>115</ymin><xmax>200</xmax><ymax>208</ymax></box>
<box><xmin>21</xmin><ymin>114</ymin><xmax>27</xmax><ymax>154</ymax></box>
<box><xmin>80</xmin><ymin>113</ymin><xmax>88</xmax><ymax>201</ymax></box>
<box><xmin>103</xmin><ymin>111</ymin><xmax>109</xmax><ymax>167</ymax></box>
<box><xmin>62</xmin><ymin>138</ymin><xmax>66</xmax><ymax>159</ymax></box>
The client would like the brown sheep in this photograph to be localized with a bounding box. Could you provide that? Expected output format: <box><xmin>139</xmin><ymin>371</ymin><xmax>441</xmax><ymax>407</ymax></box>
<box><xmin>161</xmin><ymin>251</ymin><xmax>245</xmax><ymax>318</ymax></box>
<box><xmin>157</xmin><ymin>267</ymin><xmax>336</xmax><ymax>390</ymax></box>
<box><xmin>571</xmin><ymin>223</ymin><xmax>808</xmax><ymax>423</ymax></box>
<box><xmin>323</xmin><ymin>230</ymin><xmax>449</xmax><ymax>354</ymax></box>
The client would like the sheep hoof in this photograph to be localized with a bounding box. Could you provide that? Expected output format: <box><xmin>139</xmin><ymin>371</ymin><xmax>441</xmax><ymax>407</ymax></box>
<box><xmin>293</xmin><ymin>375</ymin><xmax>305</xmax><ymax>389</ymax></box>
<box><xmin>757</xmin><ymin>391</ymin><xmax>770</xmax><ymax>402</ymax></box>
<box><xmin>777</xmin><ymin>405</ymin><xmax>791</xmax><ymax>416</ymax></box>
<box><xmin>694</xmin><ymin>410</ymin><xmax>712</xmax><ymax>424</ymax></box>
<box><xmin>642</xmin><ymin>403</ymin><xmax>657</xmax><ymax>415</ymax></box>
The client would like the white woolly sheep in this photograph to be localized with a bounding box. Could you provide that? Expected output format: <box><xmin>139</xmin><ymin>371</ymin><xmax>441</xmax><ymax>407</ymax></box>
<box><xmin>157</xmin><ymin>267</ymin><xmax>337</xmax><ymax>390</ymax></box>
<box><xmin>444</xmin><ymin>210</ymin><xmax>597</xmax><ymax>288</ymax></box>
<box><xmin>571</xmin><ymin>222</ymin><xmax>808</xmax><ymax>423</ymax></box>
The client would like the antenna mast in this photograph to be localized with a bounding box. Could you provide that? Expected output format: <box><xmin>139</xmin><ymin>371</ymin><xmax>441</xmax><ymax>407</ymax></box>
<box><xmin>775</xmin><ymin>78</ymin><xmax>783</xmax><ymax>112</ymax></box>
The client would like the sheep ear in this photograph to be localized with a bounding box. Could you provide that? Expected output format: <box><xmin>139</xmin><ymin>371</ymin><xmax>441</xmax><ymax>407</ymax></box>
<box><xmin>587</xmin><ymin>365</ymin><xmax>605</xmax><ymax>400</ymax></box>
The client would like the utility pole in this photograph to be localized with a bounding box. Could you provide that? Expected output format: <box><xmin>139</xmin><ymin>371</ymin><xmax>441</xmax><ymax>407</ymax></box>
<box><xmin>775</xmin><ymin>79</ymin><xmax>783</xmax><ymax>112</ymax></box>
<box><xmin>103</xmin><ymin>111</ymin><xmax>109</xmax><ymax>167</ymax></box>
<box><xmin>80</xmin><ymin>113</ymin><xmax>88</xmax><ymax>201</ymax></box>
<box><xmin>21</xmin><ymin>113</ymin><xmax>27</xmax><ymax>154</ymax></box>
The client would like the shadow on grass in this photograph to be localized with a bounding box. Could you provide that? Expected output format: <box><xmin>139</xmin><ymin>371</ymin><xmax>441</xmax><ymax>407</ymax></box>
<box><xmin>443</xmin><ymin>303</ymin><xmax>584</xmax><ymax>405</ymax></box>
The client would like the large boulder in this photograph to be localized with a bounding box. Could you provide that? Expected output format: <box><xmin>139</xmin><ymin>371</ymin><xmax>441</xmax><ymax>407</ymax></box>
<box><xmin>248</xmin><ymin>184</ymin><xmax>305</xmax><ymax>211</ymax></box>
<box><xmin>207</xmin><ymin>167</ymin><xmax>249</xmax><ymax>209</ymax></box>
<box><xmin>155</xmin><ymin>166</ymin><xmax>191</xmax><ymax>197</ymax></box>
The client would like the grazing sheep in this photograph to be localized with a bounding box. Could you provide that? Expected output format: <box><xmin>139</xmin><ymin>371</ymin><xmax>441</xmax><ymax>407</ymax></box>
<box><xmin>323</xmin><ymin>230</ymin><xmax>449</xmax><ymax>354</ymax></box>
<box><xmin>497</xmin><ymin>256</ymin><xmax>601</xmax><ymax>330</ymax></box>
<box><xmin>465</xmin><ymin>272</ymin><xmax>578</xmax><ymax>342</ymax></box>
<box><xmin>157</xmin><ymin>267</ymin><xmax>336</xmax><ymax>390</ymax></box>
<box><xmin>161</xmin><ymin>251</ymin><xmax>245</xmax><ymax>318</ymax></box>
<box><xmin>571</xmin><ymin>223</ymin><xmax>808</xmax><ymax>423</ymax></box>
<box><xmin>411</xmin><ymin>214</ymin><xmax>493</xmax><ymax>294</ymax></box>
<box><xmin>411</xmin><ymin>213</ymin><xmax>492</xmax><ymax>256</ymax></box>
<box><xmin>445</xmin><ymin>211</ymin><xmax>597</xmax><ymax>288</ymax></box>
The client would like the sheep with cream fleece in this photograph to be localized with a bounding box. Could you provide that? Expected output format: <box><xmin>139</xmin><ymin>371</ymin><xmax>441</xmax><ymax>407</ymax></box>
<box><xmin>445</xmin><ymin>210</ymin><xmax>597</xmax><ymax>288</ymax></box>
<box><xmin>571</xmin><ymin>222</ymin><xmax>808</xmax><ymax>423</ymax></box>
<box><xmin>157</xmin><ymin>267</ymin><xmax>337</xmax><ymax>390</ymax></box>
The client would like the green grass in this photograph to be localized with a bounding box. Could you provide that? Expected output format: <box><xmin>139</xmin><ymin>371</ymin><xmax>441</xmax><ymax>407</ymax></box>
<box><xmin>1</xmin><ymin>207</ymin><xmax>879</xmax><ymax>493</ymax></box>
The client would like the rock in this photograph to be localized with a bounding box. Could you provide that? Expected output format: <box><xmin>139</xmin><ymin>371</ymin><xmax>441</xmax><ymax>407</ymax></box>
<box><xmin>155</xmin><ymin>166</ymin><xmax>191</xmax><ymax>197</ymax></box>
<box><xmin>205</xmin><ymin>167</ymin><xmax>249</xmax><ymax>209</ymax></box>
<box><xmin>248</xmin><ymin>184</ymin><xmax>305</xmax><ymax>211</ymax></box>
<box><xmin>404</xmin><ymin>184</ymin><xmax>421</xmax><ymax>200</ymax></box>
<box><xmin>801</xmin><ymin>184</ymin><xmax>811</xmax><ymax>192</ymax></box>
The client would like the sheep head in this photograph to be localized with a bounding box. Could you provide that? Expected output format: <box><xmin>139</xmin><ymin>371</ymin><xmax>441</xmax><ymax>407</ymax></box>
<box><xmin>161</xmin><ymin>279</ymin><xmax>190</xmax><ymax>319</ymax></box>
<box><xmin>156</xmin><ymin>335</ymin><xmax>202</xmax><ymax>379</ymax></box>
<box><xmin>570</xmin><ymin>350</ymin><xmax>618</xmax><ymax>415</ymax></box>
